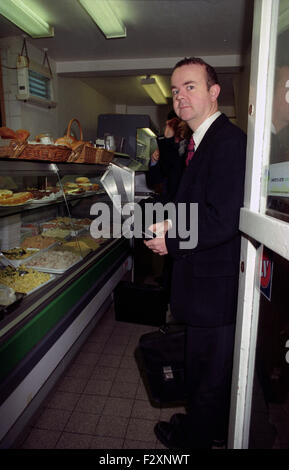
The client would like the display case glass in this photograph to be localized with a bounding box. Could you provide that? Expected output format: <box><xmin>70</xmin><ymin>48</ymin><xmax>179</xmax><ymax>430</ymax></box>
<box><xmin>0</xmin><ymin>160</ymin><xmax>131</xmax><ymax>330</ymax></box>
<box><xmin>136</xmin><ymin>127</ymin><xmax>158</xmax><ymax>170</ymax></box>
<box><xmin>0</xmin><ymin>159</ymin><xmax>134</xmax><ymax>447</ymax></box>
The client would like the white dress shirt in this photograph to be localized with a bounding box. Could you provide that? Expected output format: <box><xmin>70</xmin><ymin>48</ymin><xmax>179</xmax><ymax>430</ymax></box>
<box><xmin>193</xmin><ymin>111</ymin><xmax>221</xmax><ymax>150</ymax></box>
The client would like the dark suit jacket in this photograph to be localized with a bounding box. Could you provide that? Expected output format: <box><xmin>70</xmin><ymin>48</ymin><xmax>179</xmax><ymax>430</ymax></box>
<box><xmin>146</xmin><ymin>136</ymin><xmax>186</xmax><ymax>203</ymax></box>
<box><xmin>166</xmin><ymin>114</ymin><xmax>247</xmax><ymax>327</ymax></box>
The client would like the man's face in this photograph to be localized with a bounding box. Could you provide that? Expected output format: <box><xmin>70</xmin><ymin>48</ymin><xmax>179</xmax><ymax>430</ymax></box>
<box><xmin>171</xmin><ymin>63</ymin><xmax>220</xmax><ymax>131</ymax></box>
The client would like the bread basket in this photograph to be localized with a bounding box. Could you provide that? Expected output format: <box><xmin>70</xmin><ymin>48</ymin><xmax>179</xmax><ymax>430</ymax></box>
<box><xmin>18</xmin><ymin>143</ymin><xmax>71</xmax><ymax>162</ymax></box>
<box><xmin>63</xmin><ymin>118</ymin><xmax>114</xmax><ymax>164</ymax></box>
<box><xmin>84</xmin><ymin>146</ymin><xmax>114</xmax><ymax>164</ymax></box>
<box><xmin>55</xmin><ymin>118</ymin><xmax>84</xmax><ymax>148</ymax></box>
<box><xmin>0</xmin><ymin>139</ymin><xmax>27</xmax><ymax>159</ymax></box>
<box><xmin>18</xmin><ymin>118</ymin><xmax>85</xmax><ymax>162</ymax></box>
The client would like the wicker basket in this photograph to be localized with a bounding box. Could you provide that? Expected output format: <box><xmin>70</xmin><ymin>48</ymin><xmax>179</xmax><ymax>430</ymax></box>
<box><xmin>0</xmin><ymin>139</ymin><xmax>27</xmax><ymax>159</ymax></box>
<box><xmin>84</xmin><ymin>146</ymin><xmax>114</xmax><ymax>164</ymax></box>
<box><xmin>62</xmin><ymin>118</ymin><xmax>87</xmax><ymax>163</ymax></box>
<box><xmin>17</xmin><ymin>118</ymin><xmax>84</xmax><ymax>162</ymax></box>
<box><xmin>67</xmin><ymin>145</ymin><xmax>114</xmax><ymax>164</ymax></box>
<box><xmin>67</xmin><ymin>118</ymin><xmax>83</xmax><ymax>141</ymax></box>
<box><xmin>63</xmin><ymin>118</ymin><xmax>114</xmax><ymax>164</ymax></box>
<box><xmin>67</xmin><ymin>143</ymin><xmax>85</xmax><ymax>163</ymax></box>
<box><xmin>19</xmin><ymin>144</ymin><xmax>71</xmax><ymax>162</ymax></box>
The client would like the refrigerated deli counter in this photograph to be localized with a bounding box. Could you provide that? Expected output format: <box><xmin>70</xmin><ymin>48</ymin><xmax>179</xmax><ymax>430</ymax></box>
<box><xmin>0</xmin><ymin>159</ymin><xmax>135</xmax><ymax>447</ymax></box>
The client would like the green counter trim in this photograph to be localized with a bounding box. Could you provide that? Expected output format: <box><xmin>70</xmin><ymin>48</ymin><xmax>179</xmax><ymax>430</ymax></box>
<box><xmin>0</xmin><ymin>240</ymin><xmax>128</xmax><ymax>382</ymax></box>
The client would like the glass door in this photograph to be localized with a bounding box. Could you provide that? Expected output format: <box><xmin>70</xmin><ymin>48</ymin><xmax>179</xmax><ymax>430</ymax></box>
<box><xmin>228</xmin><ymin>0</ymin><xmax>289</xmax><ymax>448</ymax></box>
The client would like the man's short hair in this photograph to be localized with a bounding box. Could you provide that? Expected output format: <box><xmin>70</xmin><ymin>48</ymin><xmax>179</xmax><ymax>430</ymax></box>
<box><xmin>173</xmin><ymin>57</ymin><xmax>220</xmax><ymax>90</ymax></box>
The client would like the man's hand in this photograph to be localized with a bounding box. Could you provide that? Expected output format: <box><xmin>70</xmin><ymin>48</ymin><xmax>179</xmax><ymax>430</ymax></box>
<box><xmin>143</xmin><ymin>221</ymin><xmax>169</xmax><ymax>256</ymax></box>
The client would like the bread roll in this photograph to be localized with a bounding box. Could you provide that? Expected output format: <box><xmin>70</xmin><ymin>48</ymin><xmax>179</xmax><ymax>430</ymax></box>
<box><xmin>0</xmin><ymin>189</ymin><xmax>13</xmax><ymax>199</ymax></box>
<box><xmin>0</xmin><ymin>127</ymin><xmax>16</xmax><ymax>139</ymax></box>
<box><xmin>54</xmin><ymin>136</ymin><xmax>75</xmax><ymax>147</ymax></box>
<box><xmin>75</xmin><ymin>177</ymin><xmax>90</xmax><ymax>184</ymax></box>
<box><xmin>15</xmin><ymin>129</ymin><xmax>30</xmax><ymax>142</ymax></box>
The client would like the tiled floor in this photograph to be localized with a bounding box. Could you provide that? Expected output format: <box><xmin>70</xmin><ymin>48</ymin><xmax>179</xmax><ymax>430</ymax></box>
<box><xmin>14</xmin><ymin>300</ymin><xmax>289</xmax><ymax>449</ymax></box>
<box><xmin>17</xmin><ymin>302</ymin><xmax>186</xmax><ymax>449</ymax></box>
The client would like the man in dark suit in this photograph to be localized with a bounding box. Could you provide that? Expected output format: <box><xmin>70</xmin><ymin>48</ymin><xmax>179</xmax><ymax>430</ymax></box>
<box><xmin>144</xmin><ymin>57</ymin><xmax>247</xmax><ymax>449</ymax></box>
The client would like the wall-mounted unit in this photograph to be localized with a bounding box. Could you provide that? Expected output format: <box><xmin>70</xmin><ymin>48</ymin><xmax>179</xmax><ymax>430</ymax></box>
<box><xmin>16</xmin><ymin>56</ymin><xmax>57</xmax><ymax>108</ymax></box>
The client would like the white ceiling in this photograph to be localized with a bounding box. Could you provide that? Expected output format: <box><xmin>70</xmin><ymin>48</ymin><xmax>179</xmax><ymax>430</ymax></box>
<box><xmin>0</xmin><ymin>0</ymin><xmax>254</xmax><ymax>107</ymax></box>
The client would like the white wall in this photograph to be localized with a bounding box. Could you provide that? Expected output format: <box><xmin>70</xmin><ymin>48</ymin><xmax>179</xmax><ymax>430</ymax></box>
<box><xmin>0</xmin><ymin>36</ymin><xmax>165</xmax><ymax>148</ymax></box>
<box><xmin>0</xmin><ymin>36</ymin><xmax>58</xmax><ymax>138</ymax></box>
<box><xmin>0</xmin><ymin>36</ymin><xmax>116</xmax><ymax>142</ymax></box>
<box><xmin>57</xmin><ymin>77</ymin><xmax>115</xmax><ymax>142</ymax></box>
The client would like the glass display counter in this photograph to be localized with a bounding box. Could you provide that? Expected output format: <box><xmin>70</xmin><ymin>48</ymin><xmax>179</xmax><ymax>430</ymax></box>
<box><xmin>0</xmin><ymin>159</ymin><xmax>132</xmax><ymax>447</ymax></box>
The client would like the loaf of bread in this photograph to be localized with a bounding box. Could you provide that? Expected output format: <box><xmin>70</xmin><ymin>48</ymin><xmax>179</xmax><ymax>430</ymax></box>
<box><xmin>0</xmin><ymin>127</ymin><xmax>16</xmax><ymax>139</ymax></box>
<box><xmin>15</xmin><ymin>129</ymin><xmax>30</xmax><ymax>142</ymax></box>
<box><xmin>0</xmin><ymin>127</ymin><xmax>30</xmax><ymax>142</ymax></box>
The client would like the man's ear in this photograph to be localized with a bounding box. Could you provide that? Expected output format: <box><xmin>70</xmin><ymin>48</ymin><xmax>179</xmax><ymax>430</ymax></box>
<box><xmin>209</xmin><ymin>84</ymin><xmax>221</xmax><ymax>101</ymax></box>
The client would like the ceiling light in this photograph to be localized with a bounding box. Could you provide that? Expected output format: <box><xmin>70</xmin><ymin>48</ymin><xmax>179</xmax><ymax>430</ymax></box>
<box><xmin>78</xmin><ymin>0</ymin><xmax>126</xmax><ymax>39</ymax></box>
<box><xmin>0</xmin><ymin>0</ymin><xmax>54</xmax><ymax>38</ymax></box>
<box><xmin>141</xmin><ymin>76</ymin><xmax>168</xmax><ymax>105</ymax></box>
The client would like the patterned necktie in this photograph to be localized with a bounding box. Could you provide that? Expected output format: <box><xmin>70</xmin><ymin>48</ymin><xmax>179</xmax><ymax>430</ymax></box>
<box><xmin>185</xmin><ymin>136</ymin><xmax>195</xmax><ymax>166</ymax></box>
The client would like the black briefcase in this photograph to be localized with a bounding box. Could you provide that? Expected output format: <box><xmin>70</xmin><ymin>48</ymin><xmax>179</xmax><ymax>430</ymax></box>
<box><xmin>137</xmin><ymin>323</ymin><xmax>187</xmax><ymax>405</ymax></box>
<box><xmin>114</xmin><ymin>280</ymin><xmax>168</xmax><ymax>326</ymax></box>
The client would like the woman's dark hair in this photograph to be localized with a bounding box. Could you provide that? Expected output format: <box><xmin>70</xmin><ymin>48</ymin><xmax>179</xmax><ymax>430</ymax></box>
<box><xmin>167</xmin><ymin>109</ymin><xmax>177</xmax><ymax>120</ymax></box>
<box><xmin>173</xmin><ymin>57</ymin><xmax>219</xmax><ymax>90</ymax></box>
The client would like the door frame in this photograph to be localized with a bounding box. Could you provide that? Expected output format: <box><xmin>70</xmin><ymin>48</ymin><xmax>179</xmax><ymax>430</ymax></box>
<box><xmin>228</xmin><ymin>0</ymin><xmax>289</xmax><ymax>449</ymax></box>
